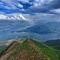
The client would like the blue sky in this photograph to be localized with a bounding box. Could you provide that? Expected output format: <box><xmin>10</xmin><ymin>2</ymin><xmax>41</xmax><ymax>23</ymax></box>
<box><xmin>0</xmin><ymin>0</ymin><xmax>60</xmax><ymax>14</ymax></box>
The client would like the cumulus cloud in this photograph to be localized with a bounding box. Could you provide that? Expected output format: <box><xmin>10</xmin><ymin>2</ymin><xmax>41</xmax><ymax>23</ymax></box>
<box><xmin>0</xmin><ymin>14</ymin><xmax>7</xmax><ymax>19</ymax></box>
<box><xmin>0</xmin><ymin>0</ymin><xmax>54</xmax><ymax>13</ymax></box>
<box><xmin>0</xmin><ymin>13</ymin><xmax>28</xmax><ymax>20</ymax></box>
<box><xmin>49</xmin><ymin>9</ymin><xmax>60</xmax><ymax>14</ymax></box>
<box><xmin>0</xmin><ymin>0</ymin><xmax>60</xmax><ymax>13</ymax></box>
<box><xmin>0</xmin><ymin>12</ymin><xmax>58</xmax><ymax>21</ymax></box>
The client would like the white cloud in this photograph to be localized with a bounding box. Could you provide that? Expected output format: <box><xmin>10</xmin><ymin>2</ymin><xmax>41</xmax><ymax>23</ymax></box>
<box><xmin>29</xmin><ymin>0</ymin><xmax>54</xmax><ymax>11</ymax></box>
<box><xmin>0</xmin><ymin>0</ymin><xmax>54</xmax><ymax>12</ymax></box>
<box><xmin>17</xmin><ymin>3</ymin><xmax>23</xmax><ymax>8</ymax></box>
<box><xmin>18</xmin><ymin>0</ymin><xmax>29</xmax><ymax>3</ymax></box>
<box><xmin>1</xmin><ymin>0</ymin><xmax>15</xmax><ymax>8</ymax></box>
<box><xmin>19</xmin><ymin>14</ymin><xmax>26</xmax><ymax>20</ymax></box>
<box><xmin>0</xmin><ymin>14</ymin><xmax>7</xmax><ymax>19</ymax></box>
<box><xmin>0</xmin><ymin>12</ymin><xmax>60</xmax><ymax>24</ymax></box>
<box><xmin>0</xmin><ymin>0</ymin><xmax>19</xmax><ymax>9</ymax></box>
<box><xmin>0</xmin><ymin>13</ymin><xmax>27</xmax><ymax>20</ymax></box>
<box><xmin>49</xmin><ymin>9</ymin><xmax>60</xmax><ymax>14</ymax></box>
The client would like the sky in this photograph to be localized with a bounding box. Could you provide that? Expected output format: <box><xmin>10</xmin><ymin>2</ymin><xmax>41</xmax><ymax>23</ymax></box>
<box><xmin>0</xmin><ymin>0</ymin><xmax>60</xmax><ymax>20</ymax></box>
<box><xmin>0</xmin><ymin>0</ymin><xmax>60</xmax><ymax>14</ymax></box>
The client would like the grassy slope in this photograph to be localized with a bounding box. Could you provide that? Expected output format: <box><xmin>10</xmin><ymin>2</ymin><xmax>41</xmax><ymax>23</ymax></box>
<box><xmin>0</xmin><ymin>39</ymin><xmax>59</xmax><ymax>60</ymax></box>
<box><xmin>0</xmin><ymin>46</ymin><xmax>6</xmax><ymax>54</ymax></box>
<box><xmin>32</xmin><ymin>40</ymin><xmax>59</xmax><ymax>60</ymax></box>
<box><xmin>45</xmin><ymin>40</ymin><xmax>60</xmax><ymax>60</ymax></box>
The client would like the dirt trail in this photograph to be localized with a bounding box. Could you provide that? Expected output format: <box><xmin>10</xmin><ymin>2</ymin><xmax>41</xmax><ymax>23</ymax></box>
<box><xmin>0</xmin><ymin>41</ymin><xmax>23</xmax><ymax>60</ymax></box>
<box><xmin>27</xmin><ymin>40</ymin><xmax>50</xmax><ymax>60</ymax></box>
<box><xmin>0</xmin><ymin>40</ymin><xmax>50</xmax><ymax>60</ymax></box>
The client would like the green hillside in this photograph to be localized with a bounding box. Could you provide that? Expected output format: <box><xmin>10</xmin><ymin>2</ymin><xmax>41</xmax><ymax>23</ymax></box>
<box><xmin>0</xmin><ymin>46</ymin><xmax>6</xmax><ymax>54</ymax></box>
<box><xmin>0</xmin><ymin>39</ymin><xmax>59</xmax><ymax>60</ymax></box>
<box><xmin>45</xmin><ymin>40</ymin><xmax>60</xmax><ymax>60</ymax></box>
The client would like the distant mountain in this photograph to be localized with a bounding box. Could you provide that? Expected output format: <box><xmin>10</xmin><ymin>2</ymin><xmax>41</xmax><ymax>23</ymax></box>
<box><xmin>21</xmin><ymin>24</ymin><xmax>52</xmax><ymax>34</ymax></box>
<box><xmin>45</xmin><ymin>39</ymin><xmax>60</xmax><ymax>59</ymax></box>
<box><xmin>19</xmin><ymin>22</ymin><xmax>60</xmax><ymax>34</ymax></box>
<box><xmin>45</xmin><ymin>39</ymin><xmax>60</xmax><ymax>50</ymax></box>
<box><xmin>0</xmin><ymin>39</ymin><xmax>59</xmax><ymax>60</ymax></box>
<box><xmin>45</xmin><ymin>22</ymin><xmax>60</xmax><ymax>33</ymax></box>
<box><xmin>4</xmin><ymin>21</ymin><xmax>60</xmax><ymax>41</ymax></box>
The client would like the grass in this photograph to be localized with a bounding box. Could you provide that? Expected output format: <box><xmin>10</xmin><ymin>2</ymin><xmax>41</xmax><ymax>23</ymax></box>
<box><xmin>0</xmin><ymin>46</ymin><xmax>6</xmax><ymax>54</ymax></box>
<box><xmin>45</xmin><ymin>40</ymin><xmax>60</xmax><ymax>60</ymax></box>
<box><xmin>32</xmin><ymin>40</ymin><xmax>59</xmax><ymax>60</ymax></box>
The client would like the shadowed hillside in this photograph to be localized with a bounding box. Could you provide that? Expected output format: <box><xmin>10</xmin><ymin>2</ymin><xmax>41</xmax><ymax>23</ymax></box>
<box><xmin>0</xmin><ymin>39</ymin><xmax>59</xmax><ymax>60</ymax></box>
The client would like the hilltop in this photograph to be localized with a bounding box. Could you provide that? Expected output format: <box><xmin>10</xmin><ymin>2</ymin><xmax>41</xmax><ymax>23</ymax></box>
<box><xmin>0</xmin><ymin>39</ymin><xmax>59</xmax><ymax>60</ymax></box>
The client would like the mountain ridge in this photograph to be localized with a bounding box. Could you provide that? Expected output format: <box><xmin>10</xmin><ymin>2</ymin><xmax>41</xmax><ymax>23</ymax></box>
<box><xmin>0</xmin><ymin>39</ymin><xmax>59</xmax><ymax>60</ymax></box>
